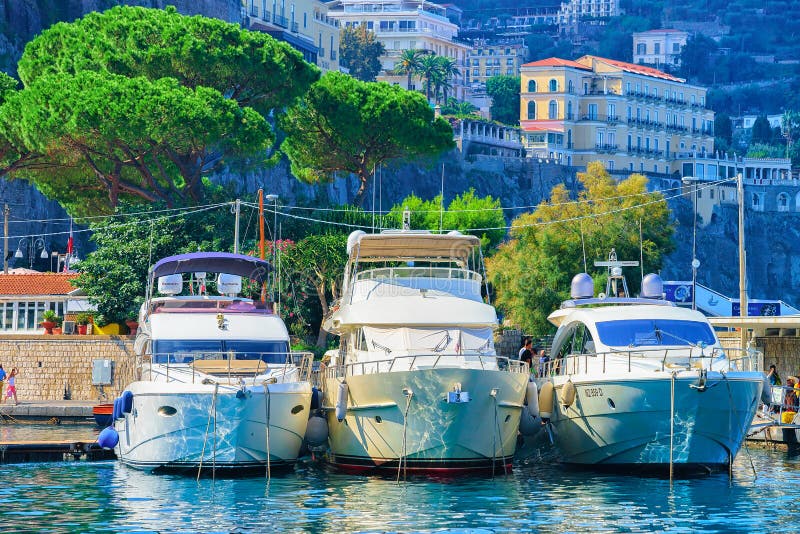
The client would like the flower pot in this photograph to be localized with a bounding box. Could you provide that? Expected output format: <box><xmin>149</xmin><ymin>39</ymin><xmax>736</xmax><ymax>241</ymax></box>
<box><xmin>53</xmin><ymin>327</ymin><xmax>62</xmax><ymax>335</ymax></box>
<box><xmin>41</xmin><ymin>320</ymin><xmax>56</xmax><ymax>335</ymax></box>
<box><xmin>125</xmin><ymin>320</ymin><xmax>139</xmax><ymax>336</ymax></box>
<box><xmin>77</xmin><ymin>324</ymin><xmax>87</xmax><ymax>335</ymax></box>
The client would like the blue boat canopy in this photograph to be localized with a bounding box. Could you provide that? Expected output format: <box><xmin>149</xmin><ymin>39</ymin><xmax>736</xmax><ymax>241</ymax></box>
<box><xmin>150</xmin><ymin>252</ymin><xmax>272</xmax><ymax>283</ymax></box>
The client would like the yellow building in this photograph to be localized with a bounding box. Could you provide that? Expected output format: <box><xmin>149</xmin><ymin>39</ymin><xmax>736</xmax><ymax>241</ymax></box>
<box><xmin>244</xmin><ymin>0</ymin><xmax>341</xmax><ymax>72</ymax></box>
<box><xmin>519</xmin><ymin>55</ymin><xmax>714</xmax><ymax>174</ymax></box>
<box><xmin>465</xmin><ymin>40</ymin><xmax>528</xmax><ymax>88</ymax></box>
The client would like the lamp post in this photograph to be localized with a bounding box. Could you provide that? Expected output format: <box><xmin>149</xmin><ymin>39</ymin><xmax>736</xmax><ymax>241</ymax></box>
<box><xmin>682</xmin><ymin>177</ymin><xmax>699</xmax><ymax>310</ymax></box>
<box><xmin>738</xmin><ymin>173</ymin><xmax>747</xmax><ymax>349</ymax></box>
<box><xmin>15</xmin><ymin>237</ymin><xmax>48</xmax><ymax>270</ymax></box>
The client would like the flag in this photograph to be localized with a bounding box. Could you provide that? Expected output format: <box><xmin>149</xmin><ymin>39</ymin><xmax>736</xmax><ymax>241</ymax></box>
<box><xmin>64</xmin><ymin>219</ymin><xmax>74</xmax><ymax>272</ymax></box>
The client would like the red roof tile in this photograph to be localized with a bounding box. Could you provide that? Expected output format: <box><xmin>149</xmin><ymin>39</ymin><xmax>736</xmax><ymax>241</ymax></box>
<box><xmin>0</xmin><ymin>273</ymin><xmax>79</xmax><ymax>296</ymax></box>
<box><xmin>577</xmin><ymin>55</ymin><xmax>685</xmax><ymax>82</ymax></box>
<box><xmin>521</xmin><ymin>57</ymin><xmax>591</xmax><ymax>70</ymax></box>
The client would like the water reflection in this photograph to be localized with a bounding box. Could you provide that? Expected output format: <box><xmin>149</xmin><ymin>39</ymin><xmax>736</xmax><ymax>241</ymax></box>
<box><xmin>0</xmin><ymin>450</ymin><xmax>798</xmax><ymax>532</ymax></box>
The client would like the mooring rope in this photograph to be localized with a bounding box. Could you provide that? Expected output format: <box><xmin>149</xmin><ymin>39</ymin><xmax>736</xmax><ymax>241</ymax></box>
<box><xmin>212</xmin><ymin>384</ymin><xmax>218</xmax><ymax>483</ymax></box>
<box><xmin>265</xmin><ymin>381</ymin><xmax>272</xmax><ymax>483</ymax></box>
<box><xmin>197</xmin><ymin>382</ymin><xmax>219</xmax><ymax>482</ymax></box>
<box><xmin>670</xmin><ymin>371</ymin><xmax>676</xmax><ymax>485</ymax></box>
<box><xmin>723</xmin><ymin>373</ymin><xmax>757</xmax><ymax>480</ymax></box>
<box><xmin>396</xmin><ymin>388</ymin><xmax>413</xmax><ymax>484</ymax></box>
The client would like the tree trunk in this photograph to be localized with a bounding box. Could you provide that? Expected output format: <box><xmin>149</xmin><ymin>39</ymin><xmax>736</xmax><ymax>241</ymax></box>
<box><xmin>315</xmin><ymin>281</ymin><xmax>329</xmax><ymax>347</ymax></box>
<box><xmin>407</xmin><ymin>72</ymin><xmax>412</xmax><ymax>90</ymax></box>
<box><xmin>352</xmin><ymin>165</ymin><xmax>370</xmax><ymax>207</ymax></box>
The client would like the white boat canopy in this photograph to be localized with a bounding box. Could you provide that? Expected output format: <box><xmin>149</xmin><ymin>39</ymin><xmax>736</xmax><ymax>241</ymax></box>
<box><xmin>349</xmin><ymin>232</ymin><xmax>480</xmax><ymax>263</ymax></box>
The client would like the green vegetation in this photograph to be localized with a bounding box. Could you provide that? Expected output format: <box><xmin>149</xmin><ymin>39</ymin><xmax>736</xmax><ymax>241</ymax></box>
<box><xmin>280</xmin><ymin>72</ymin><xmax>455</xmax><ymax>207</ymax></box>
<box><xmin>487</xmin><ymin>162</ymin><xmax>674</xmax><ymax>334</ymax></box>
<box><xmin>485</xmin><ymin>75</ymin><xmax>520</xmax><ymax>125</ymax></box>
<box><xmin>0</xmin><ymin>6</ymin><xmax>318</xmax><ymax>215</ymax></box>
<box><xmin>339</xmin><ymin>26</ymin><xmax>385</xmax><ymax>82</ymax></box>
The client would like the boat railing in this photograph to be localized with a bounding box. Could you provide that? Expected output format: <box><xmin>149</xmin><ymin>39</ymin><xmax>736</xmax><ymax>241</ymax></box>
<box><xmin>324</xmin><ymin>353</ymin><xmax>528</xmax><ymax>379</ymax></box>
<box><xmin>143</xmin><ymin>351</ymin><xmax>314</xmax><ymax>384</ymax></box>
<box><xmin>539</xmin><ymin>346</ymin><xmax>762</xmax><ymax>377</ymax></box>
<box><xmin>355</xmin><ymin>266</ymin><xmax>482</xmax><ymax>283</ymax></box>
<box><xmin>758</xmin><ymin>384</ymin><xmax>800</xmax><ymax>427</ymax></box>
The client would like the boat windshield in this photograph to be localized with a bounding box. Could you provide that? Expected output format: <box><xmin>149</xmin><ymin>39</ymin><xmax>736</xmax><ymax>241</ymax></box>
<box><xmin>151</xmin><ymin>340</ymin><xmax>290</xmax><ymax>364</ymax></box>
<box><xmin>595</xmin><ymin>319</ymin><xmax>716</xmax><ymax>348</ymax></box>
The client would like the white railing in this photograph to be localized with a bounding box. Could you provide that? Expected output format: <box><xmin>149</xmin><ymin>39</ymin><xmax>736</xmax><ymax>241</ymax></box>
<box><xmin>539</xmin><ymin>347</ymin><xmax>761</xmax><ymax>377</ymax></box>
<box><xmin>355</xmin><ymin>266</ymin><xmax>482</xmax><ymax>283</ymax></box>
<box><xmin>142</xmin><ymin>351</ymin><xmax>314</xmax><ymax>384</ymax></box>
<box><xmin>325</xmin><ymin>354</ymin><xmax>528</xmax><ymax>379</ymax></box>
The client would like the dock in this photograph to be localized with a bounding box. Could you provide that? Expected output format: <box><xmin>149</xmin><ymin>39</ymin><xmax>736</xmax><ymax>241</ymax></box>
<box><xmin>0</xmin><ymin>400</ymin><xmax>98</xmax><ymax>423</ymax></box>
<box><xmin>0</xmin><ymin>440</ymin><xmax>115</xmax><ymax>463</ymax></box>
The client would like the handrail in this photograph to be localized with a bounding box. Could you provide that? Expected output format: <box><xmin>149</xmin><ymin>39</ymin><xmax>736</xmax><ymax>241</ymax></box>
<box><xmin>143</xmin><ymin>351</ymin><xmax>314</xmax><ymax>385</ymax></box>
<box><xmin>325</xmin><ymin>353</ymin><xmax>528</xmax><ymax>379</ymax></box>
<box><xmin>354</xmin><ymin>266</ymin><xmax>482</xmax><ymax>283</ymax></box>
<box><xmin>538</xmin><ymin>346</ymin><xmax>761</xmax><ymax>377</ymax></box>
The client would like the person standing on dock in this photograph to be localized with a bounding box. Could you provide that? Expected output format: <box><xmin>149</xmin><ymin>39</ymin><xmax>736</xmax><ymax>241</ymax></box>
<box><xmin>5</xmin><ymin>368</ymin><xmax>18</xmax><ymax>405</ymax></box>
<box><xmin>0</xmin><ymin>365</ymin><xmax>5</xmax><ymax>402</ymax></box>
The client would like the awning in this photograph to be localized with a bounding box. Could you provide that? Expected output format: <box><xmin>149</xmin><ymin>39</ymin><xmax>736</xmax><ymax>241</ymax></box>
<box><xmin>66</xmin><ymin>299</ymin><xmax>95</xmax><ymax>312</ymax></box>
<box><xmin>351</xmin><ymin>233</ymin><xmax>480</xmax><ymax>263</ymax></box>
<box><xmin>150</xmin><ymin>252</ymin><xmax>272</xmax><ymax>283</ymax></box>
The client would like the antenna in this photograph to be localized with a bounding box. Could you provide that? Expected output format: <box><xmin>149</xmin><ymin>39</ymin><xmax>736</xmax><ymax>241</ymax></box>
<box><xmin>639</xmin><ymin>218</ymin><xmax>644</xmax><ymax>286</ymax></box>
<box><xmin>439</xmin><ymin>163</ymin><xmax>445</xmax><ymax>233</ymax></box>
<box><xmin>594</xmin><ymin>248</ymin><xmax>638</xmax><ymax>298</ymax></box>
<box><xmin>580</xmin><ymin>221</ymin><xmax>587</xmax><ymax>272</ymax></box>
<box><xmin>402</xmin><ymin>207</ymin><xmax>411</xmax><ymax>231</ymax></box>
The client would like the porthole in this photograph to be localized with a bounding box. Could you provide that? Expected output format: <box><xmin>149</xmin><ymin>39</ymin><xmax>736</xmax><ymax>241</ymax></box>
<box><xmin>157</xmin><ymin>406</ymin><xmax>177</xmax><ymax>416</ymax></box>
<box><xmin>504</xmin><ymin>414</ymin><xmax>511</xmax><ymax>423</ymax></box>
<box><xmin>375</xmin><ymin>416</ymin><xmax>382</xmax><ymax>423</ymax></box>
<box><xmin>607</xmin><ymin>398</ymin><xmax>616</xmax><ymax>410</ymax></box>
<box><xmin>291</xmin><ymin>405</ymin><xmax>304</xmax><ymax>415</ymax></box>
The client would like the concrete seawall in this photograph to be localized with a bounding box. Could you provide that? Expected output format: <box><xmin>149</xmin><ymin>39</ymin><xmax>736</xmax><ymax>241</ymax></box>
<box><xmin>0</xmin><ymin>336</ymin><xmax>137</xmax><ymax>402</ymax></box>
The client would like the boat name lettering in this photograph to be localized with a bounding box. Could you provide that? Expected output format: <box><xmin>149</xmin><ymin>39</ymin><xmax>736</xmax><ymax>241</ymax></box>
<box><xmin>583</xmin><ymin>387</ymin><xmax>604</xmax><ymax>398</ymax></box>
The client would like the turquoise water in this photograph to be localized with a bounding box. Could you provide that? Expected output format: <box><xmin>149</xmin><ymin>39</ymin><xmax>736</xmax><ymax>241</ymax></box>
<box><xmin>0</xmin><ymin>446</ymin><xmax>799</xmax><ymax>533</ymax></box>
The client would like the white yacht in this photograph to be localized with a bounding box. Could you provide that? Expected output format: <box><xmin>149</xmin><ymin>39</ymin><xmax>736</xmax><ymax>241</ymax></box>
<box><xmin>107</xmin><ymin>252</ymin><xmax>312</xmax><ymax>473</ymax></box>
<box><xmin>322</xmin><ymin>230</ymin><xmax>529</xmax><ymax>475</ymax></box>
<box><xmin>529</xmin><ymin>269</ymin><xmax>763</xmax><ymax>474</ymax></box>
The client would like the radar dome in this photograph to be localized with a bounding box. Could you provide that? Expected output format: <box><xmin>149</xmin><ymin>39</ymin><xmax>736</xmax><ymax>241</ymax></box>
<box><xmin>641</xmin><ymin>273</ymin><xmax>664</xmax><ymax>299</ymax></box>
<box><xmin>346</xmin><ymin>230</ymin><xmax>366</xmax><ymax>255</ymax></box>
<box><xmin>447</xmin><ymin>230</ymin><xmax>463</xmax><ymax>236</ymax></box>
<box><xmin>570</xmin><ymin>273</ymin><xmax>594</xmax><ymax>299</ymax></box>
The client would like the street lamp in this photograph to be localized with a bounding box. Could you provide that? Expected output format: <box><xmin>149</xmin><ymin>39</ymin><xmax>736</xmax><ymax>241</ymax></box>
<box><xmin>682</xmin><ymin>177</ymin><xmax>699</xmax><ymax>310</ymax></box>
<box><xmin>15</xmin><ymin>237</ymin><xmax>48</xmax><ymax>270</ymax></box>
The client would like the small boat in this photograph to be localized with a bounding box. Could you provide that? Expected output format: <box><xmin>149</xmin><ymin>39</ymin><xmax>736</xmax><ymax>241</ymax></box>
<box><xmin>322</xmin><ymin>229</ymin><xmax>529</xmax><ymax>475</ymax></box>
<box><xmin>523</xmin><ymin>258</ymin><xmax>764</xmax><ymax>475</ymax></box>
<box><xmin>103</xmin><ymin>252</ymin><xmax>313</xmax><ymax>474</ymax></box>
<box><xmin>92</xmin><ymin>403</ymin><xmax>114</xmax><ymax>427</ymax></box>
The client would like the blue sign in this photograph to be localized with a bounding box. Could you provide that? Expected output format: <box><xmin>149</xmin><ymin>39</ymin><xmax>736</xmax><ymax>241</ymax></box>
<box><xmin>732</xmin><ymin>302</ymin><xmax>781</xmax><ymax>316</ymax></box>
<box><xmin>663</xmin><ymin>282</ymin><xmax>693</xmax><ymax>304</ymax></box>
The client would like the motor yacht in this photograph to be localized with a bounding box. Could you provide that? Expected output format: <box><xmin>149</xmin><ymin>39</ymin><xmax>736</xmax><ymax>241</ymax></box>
<box><xmin>322</xmin><ymin>230</ymin><xmax>529</xmax><ymax>475</ymax></box>
<box><xmin>527</xmin><ymin>267</ymin><xmax>763</xmax><ymax>474</ymax></box>
<box><xmin>108</xmin><ymin>252</ymin><xmax>312</xmax><ymax>473</ymax></box>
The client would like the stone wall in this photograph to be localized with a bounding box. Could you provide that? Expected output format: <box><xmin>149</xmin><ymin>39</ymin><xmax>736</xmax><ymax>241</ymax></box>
<box><xmin>494</xmin><ymin>328</ymin><xmax>522</xmax><ymax>359</ymax></box>
<box><xmin>754</xmin><ymin>336</ymin><xmax>800</xmax><ymax>382</ymax></box>
<box><xmin>0</xmin><ymin>336</ymin><xmax>136</xmax><ymax>402</ymax></box>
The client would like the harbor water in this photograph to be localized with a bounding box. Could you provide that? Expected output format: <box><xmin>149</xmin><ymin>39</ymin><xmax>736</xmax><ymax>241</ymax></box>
<box><xmin>0</xmin><ymin>426</ymin><xmax>799</xmax><ymax>533</ymax></box>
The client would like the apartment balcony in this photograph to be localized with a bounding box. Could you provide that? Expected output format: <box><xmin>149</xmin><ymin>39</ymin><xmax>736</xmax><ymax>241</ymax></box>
<box><xmin>595</xmin><ymin>143</ymin><xmax>619</xmax><ymax>153</ymax></box>
<box><xmin>628</xmin><ymin>147</ymin><xmax>665</xmax><ymax>159</ymax></box>
<box><xmin>331</xmin><ymin>50</ymin><xmax>337</xmax><ymax>61</ymax></box>
<box><xmin>273</xmin><ymin>14</ymin><xmax>289</xmax><ymax>29</ymax></box>
<box><xmin>691</xmin><ymin>127</ymin><xmax>714</xmax><ymax>136</ymax></box>
<box><xmin>579</xmin><ymin>114</ymin><xmax>619</xmax><ymax>123</ymax></box>
<box><xmin>291</xmin><ymin>21</ymin><xmax>299</xmax><ymax>33</ymax></box>
<box><xmin>318</xmin><ymin>47</ymin><xmax>326</xmax><ymax>57</ymax></box>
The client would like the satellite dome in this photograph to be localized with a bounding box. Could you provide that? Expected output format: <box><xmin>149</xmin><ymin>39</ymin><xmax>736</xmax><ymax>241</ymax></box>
<box><xmin>641</xmin><ymin>273</ymin><xmax>664</xmax><ymax>299</ymax></box>
<box><xmin>447</xmin><ymin>230</ymin><xmax>463</xmax><ymax>236</ymax></box>
<box><xmin>570</xmin><ymin>273</ymin><xmax>594</xmax><ymax>299</ymax></box>
<box><xmin>346</xmin><ymin>230</ymin><xmax>366</xmax><ymax>255</ymax></box>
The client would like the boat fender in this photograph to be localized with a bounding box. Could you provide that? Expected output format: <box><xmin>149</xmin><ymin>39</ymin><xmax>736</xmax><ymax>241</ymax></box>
<box><xmin>761</xmin><ymin>376</ymin><xmax>772</xmax><ymax>405</ymax></box>
<box><xmin>120</xmin><ymin>390</ymin><xmax>134</xmax><ymax>414</ymax></box>
<box><xmin>305</xmin><ymin>414</ymin><xmax>329</xmax><ymax>447</ymax></box>
<box><xmin>525</xmin><ymin>381</ymin><xmax>540</xmax><ymax>419</ymax></box>
<box><xmin>518</xmin><ymin>408</ymin><xmax>540</xmax><ymax>436</ymax></box>
<box><xmin>538</xmin><ymin>382</ymin><xmax>554</xmax><ymax>420</ymax></box>
<box><xmin>112</xmin><ymin>397</ymin><xmax>122</xmax><ymax>420</ymax></box>
<box><xmin>311</xmin><ymin>387</ymin><xmax>321</xmax><ymax>410</ymax></box>
<box><xmin>561</xmin><ymin>380</ymin><xmax>577</xmax><ymax>408</ymax></box>
<box><xmin>335</xmin><ymin>382</ymin><xmax>349</xmax><ymax>422</ymax></box>
<box><xmin>97</xmin><ymin>426</ymin><xmax>119</xmax><ymax>449</ymax></box>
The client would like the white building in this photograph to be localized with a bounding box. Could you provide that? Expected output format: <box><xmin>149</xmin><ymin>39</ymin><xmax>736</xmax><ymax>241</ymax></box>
<box><xmin>326</xmin><ymin>0</ymin><xmax>470</xmax><ymax>99</ymax></box>
<box><xmin>633</xmin><ymin>29</ymin><xmax>688</xmax><ymax>69</ymax></box>
<box><xmin>559</xmin><ymin>0</ymin><xmax>619</xmax><ymax>26</ymax></box>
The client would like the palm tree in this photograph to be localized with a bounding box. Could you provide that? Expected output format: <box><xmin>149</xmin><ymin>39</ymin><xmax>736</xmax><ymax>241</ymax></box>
<box><xmin>418</xmin><ymin>54</ymin><xmax>440</xmax><ymax>102</ymax></box>
<box><xmin>394</xmin><ymin>49</ymin><xmax>423</xmax><ymax>91</ymax></box>
<box><xmin>435</xmin><ymin>56</ymin><xmax>461</xmax><ymax>103</ymax></box>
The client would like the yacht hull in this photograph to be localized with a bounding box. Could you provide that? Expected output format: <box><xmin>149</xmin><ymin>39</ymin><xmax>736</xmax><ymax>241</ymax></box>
<box><xmin>532</xmin><ymin>373</ymin><xmax>762</xmax><ymax>473</ymax></box>
<box><xmin>115</xmin><ymin>382</ymin><xmax>312</xmax><ymax>473</ymax></box>
<box><xmin>323</xmin><ymin>368</ymin><xmax>528</xmax><ymax>474</ymax></box>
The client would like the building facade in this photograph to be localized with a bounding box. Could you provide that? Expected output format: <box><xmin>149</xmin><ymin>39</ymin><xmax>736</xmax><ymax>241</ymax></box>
<box><xmin>0</xmin><ymin>273</ymin><xmax>90</xmax><ymax>334</ymax></box>
<box><xmin>558</xmin><ymin>0</ymin><xmax>619</xmax><ymax>26</ymax></box>
<box><xmin>632</xmin><ymin>29</ymin><xmax>688</xmax><ymax>69</ymax></box>
<box><xmin>465</xmin><ymin>39</ymin><xmax>528</xmax><ymax>89</ymax></box>
<box><xmin>326</xmin><ymin>0</ymin><xmax>470</xmax><ymax>99</ymax></box>
<box><xmin>519</xmin><ymin>55</ymin><xmax>714</xmax><ymax>174</ymax></box>
<box><xmin>244</xmin><ymin>0</ymin><xmax>341</xmax><ymax>72</ymax></box>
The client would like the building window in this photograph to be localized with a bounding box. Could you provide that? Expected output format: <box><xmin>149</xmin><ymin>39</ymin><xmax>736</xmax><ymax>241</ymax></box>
<box><xmin>636</xmin><ymin>42</ymin><xmax>646</xmax><ymax>55</ymax></box>
<box><xmin>303</xmin><ymin>12</ymin><xmax>307</xmax><ymax>27</ymax></box>
<box><xmin>548</xmin><ymin>100</ymin><xmax>557</xmax><ymax>119</ymax></box>
<box><xmin>568</xmin><ymin>80</ymin><xmax>574</xmax><ymax>93</ymax></box>
<box><xmin>527</xmin><ymin>101</ymin><xmax>536</xmax><ymax>120</ymax></box>
<box><xmin>609</xmin><ymin>160</ymin><xmax>615</xmax><ymax>170</ymax></box>
<box><xmin>654</xmin><ymin>43</ymin><xmax>661</xmax><ymax>54</ymax></box>
<box><xmin>528</xmin><ymin>79</ymin><xmax>536</xmax><ymax>92</ymax></box>
<box><xmin>778</xmin><ymin>193</ymin><xmax>790</xmax><ymax>212</ymax></box>
<box><xmin>588</xmin><ymin>103</ymin><xmax>598</xmax><ymax>120</ymax></box>
<box><xmin>673</xmin><ymin>43</ymin><xmax>680</xmax><ymax>53</ymax></box>
<box><xmin>549</xmin><ymin>79</ymin><xmax>558</xmax><ymax>92</ymax></box>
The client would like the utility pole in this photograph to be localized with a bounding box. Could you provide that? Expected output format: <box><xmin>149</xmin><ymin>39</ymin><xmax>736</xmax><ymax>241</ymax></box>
<box><xmin>3</xmin><ymin>204</ymin><xmax>8</xmax><ymax>274</ymax></box>
<box><xmin>738</xmin><ymin>173</ymin><xmax>747</xmax><ymax>350</ymax></box>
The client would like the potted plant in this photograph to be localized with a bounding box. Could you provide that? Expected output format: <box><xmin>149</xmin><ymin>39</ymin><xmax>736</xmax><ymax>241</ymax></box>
<box><xmin>76</xmin><ymin>312</ymin><xmax>91</xmax><ymax>335</ymax></box>
<box><xmin>41</xmin><ymin>310</ymin><xmax>58</xmax><ymax>335</ymax></box>
<box><xmin>53</xmin><ymin>315</ymin><xmax>64</xmax><ymax>335</ymax></box>
<box><xmin>125</xmin><ymin>310</ymin><xmax>139</xmax><ymax>336</ymax></box>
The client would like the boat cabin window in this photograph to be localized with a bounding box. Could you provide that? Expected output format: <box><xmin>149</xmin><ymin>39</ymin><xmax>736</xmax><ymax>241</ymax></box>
<box><xmin>151</xmin><ymin>340</ymin><xmax>290</xmax><ymax>364</ymax></box>
<box><xmin>595</xmin><ymin>319</ymin><xmax>716</xmax><ymax>347</ymax></box>
<box><xmin>555</xmin><ymin>323</ymin><xmax>596</xmax><ymax>360</ymax></box>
